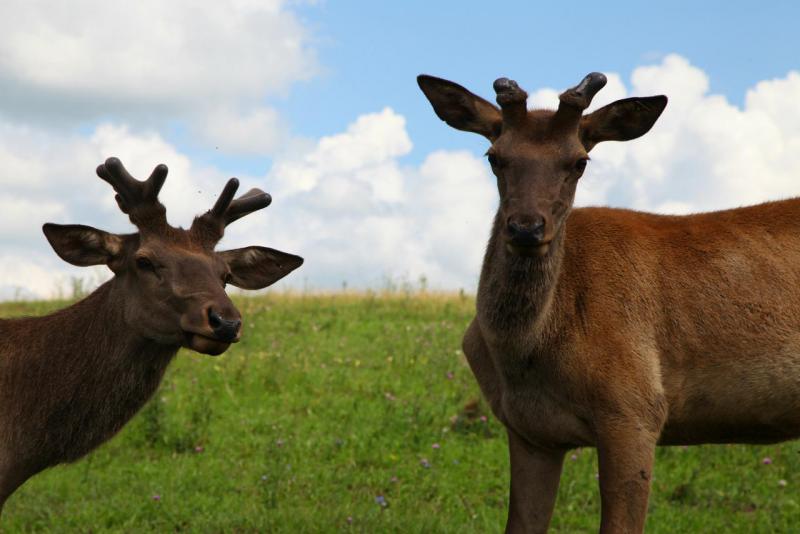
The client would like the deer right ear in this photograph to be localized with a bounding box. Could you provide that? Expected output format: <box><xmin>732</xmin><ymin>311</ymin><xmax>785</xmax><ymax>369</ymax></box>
<box><xmin>43</xmin><ymin>223</ymin><xmax>123</xmax><ymax>267</ymax></box>
<box><xmin>417</xmin><ymin>75</ymin><xmax>503</xmax><ymax>140</ymax></box>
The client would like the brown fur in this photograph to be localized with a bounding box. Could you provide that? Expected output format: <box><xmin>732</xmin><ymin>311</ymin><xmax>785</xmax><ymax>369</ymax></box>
<box><xmin>0</xmin><ymin>158</ymin><xmax>303</xmax><ymax>514</ymax></box>
<box><xmin>419</xmin><ymin>73</ymin><xmax>798</xmax><ymax>533</ymax></box>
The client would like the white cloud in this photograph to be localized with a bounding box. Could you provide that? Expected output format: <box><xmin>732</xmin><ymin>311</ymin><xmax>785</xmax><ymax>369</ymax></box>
<box><xmin>526</xmin><ymin>54</ymin><xmax>800</xmax><ymax>215</ymax></box>
<box><xmin>227</xmin><ymin>108</ymin><xmax>495</xmax><ymax>290</ymax></box>
<box><xmin>0</xmin><ymin>0</ymin><xmax>316</xmax><ymax>155</ymax></box>
<box><xmin>198</xmin><ymin>106</ymin><xmax>288</xmax><ymax>155</ymax></box>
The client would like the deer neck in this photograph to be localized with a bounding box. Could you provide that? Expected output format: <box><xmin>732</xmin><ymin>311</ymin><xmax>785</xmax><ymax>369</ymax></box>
<box><xmin>0</xmin><ymin>280</ymin><xmax>179</xmax><ymax>470</ymax></box>
<box><xmin>476</xmin><ymin>210</ymin><xmax>567</xmax><ymax>350</ymax></box>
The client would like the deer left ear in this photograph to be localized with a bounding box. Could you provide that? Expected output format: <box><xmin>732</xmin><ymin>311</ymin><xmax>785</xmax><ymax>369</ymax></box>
<box><xmin>580</xmin><ymin>95</ymin><xmax>668</xmax><ymax>151</ymax></box>
<box><xmin>43</xmin><ymin>223</ymin><xmax>123</xmax><ymax>267</ymax></box>
<box><xmin>219</xmin><ymin>246</ymin><xmax>304</xmax><ymax>290</ymax></box>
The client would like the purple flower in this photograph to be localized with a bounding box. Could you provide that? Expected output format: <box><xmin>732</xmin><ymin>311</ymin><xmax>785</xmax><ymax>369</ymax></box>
<box><xmin>346</xmin><ymin>516</ymin><xmax>353</xmax><ymax>524</ymax></box>
<box><xmin>762</xmin><ymin>457</ymin><xmax>773</xmax><ymax>465</ymax></box>
<box><xmin>479</xmin><ymin>415</ymin><xmax>488</xmax><ymax>423</ymax></box>
<box><xmin>432</xmin><ymin>443</ymin><xmax>440</xmax><ymax>449</ymax></box>
<box><xmin>570</xmin><ymin>454</ymin><xmax>578</xmax><ymax>461</ymax></box>
<box><xmin>420</xmin><ymin>458</ymin><xmax>431</xmax><ymax>468</ymax></box>
<box><xmin>152</xmin><ymin>494</ymin><xmax>161</xmax><ymax>501</ymax></box>
<box><xmin>375</xmin><ymin>495</ymin><xmax>388</xmax><ymax>508</ymax></box>
<box><xmin>446</xmin><ymin>371</ymin><xmax>454</xmax><ymax>380</ymax></box>
<box><xmin>194</xmin><ymin>446</ymin><xmax>204</xmax><ymax>453</ymax></box>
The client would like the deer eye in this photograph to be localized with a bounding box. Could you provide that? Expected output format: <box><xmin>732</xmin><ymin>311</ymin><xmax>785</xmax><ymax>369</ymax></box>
<box><xmin>136</xmin><ymin>256</ymin><xmax>155</xmax><ymax>271</ymax></box>
<box><xmin>574</xmin><ymin>157</ymin><xmax>589</xmax><ymax>174</ymax></box>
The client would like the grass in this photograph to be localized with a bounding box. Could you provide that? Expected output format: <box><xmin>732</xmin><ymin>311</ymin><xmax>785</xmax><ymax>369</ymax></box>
<box><xmin>2</xmin><ymin>293</ymin><xmax>800</xmax><ymax>532</ymax></box>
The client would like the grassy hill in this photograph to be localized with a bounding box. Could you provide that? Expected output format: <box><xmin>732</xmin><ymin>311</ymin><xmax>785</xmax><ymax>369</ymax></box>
<box><xmin>2</xmin><ymin>294</ymin><xmax>799</xmax><ymax>532</ymax></box>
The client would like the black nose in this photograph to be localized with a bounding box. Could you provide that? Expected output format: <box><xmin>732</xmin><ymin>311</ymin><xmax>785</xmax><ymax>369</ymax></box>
<box><xmin>207</xmin><ymin>309</ymin><xmax>241</xmax><ymax>343</ymax></box>
<box><xmin>507</xmin><ymin>217</ymin><xmax>546</xmax><ymax>246</ymax></box>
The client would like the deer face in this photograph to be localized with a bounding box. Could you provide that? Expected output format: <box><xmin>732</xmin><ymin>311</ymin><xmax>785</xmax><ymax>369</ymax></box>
<box><xmin>418</xmin><ymin>73</ymin><xmax>667</xmax><ymax>258</ymax></box>
<box><xmin>42</xmin><ymin>158</ymin><xmax>303</xmax><ymax>356</ymax></box>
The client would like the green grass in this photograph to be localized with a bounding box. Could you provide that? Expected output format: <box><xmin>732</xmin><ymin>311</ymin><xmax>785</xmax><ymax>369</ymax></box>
<box><xmin>2</xmin><ymin>293</ymin><xmax>800</xmax><ymax>532</ymax></box>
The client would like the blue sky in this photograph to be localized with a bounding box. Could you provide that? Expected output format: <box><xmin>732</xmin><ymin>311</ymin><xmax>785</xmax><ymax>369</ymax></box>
<box><xmin>1</xmin><ymin>1</ymin><xmax>800</xmax><ymax>297</ymax></box>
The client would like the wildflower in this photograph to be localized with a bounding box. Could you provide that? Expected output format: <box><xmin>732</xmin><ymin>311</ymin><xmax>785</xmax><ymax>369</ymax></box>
<box><xmin>346</xmin><ymin>516</ymin><xmax>353</xmax><ymax>524</ymax></box>
<box><xmin>194</xmin><ymin>446</ymin><xmax>204</xmax><ymax>453</ymax></box>
<box><xmin>420</xmin><ymin>458</ymin><xmax>431</xmax><ymax>468</ymax></box>
<box><xmin>152</xmin><ymin>494</ymin><xmax>161</xmax><ymax>501</ymax></box>
<box><xmin>779</xmin><ymin>479</ymin><xmax>788</xmax><ymax>487</ymax></box>
<box><xmin>276</xmin><ymin>439</ymin><xmax>285</xmax><ymax>447</ymax></box>
<box><xmin>432</xmin><ymin>443</ymin><xmax>440</xmax><ymax>449</ymax></box>
<box><xmin>570</xmin><ymin>454</ymin><xmax>578</xmax><ymax>461</ymax></box>
<box><xmin>261</xmin><ymin>475</ymin><xmax>268</xmax><ymax>482</ymax></box>
<box><xmin>446</xmin><ymin>371</ymin><xmax>454</xmax><ymax>380</ymax></box>
<box><xmin>480</xmin><ymin>415</ymin><xmax>488</xmax><ymax>423</ymax></box>
<box><xmin>762</xmin><ymin>457</ymin><xmax>773</xmax><ymax>465</ymax></box>
<box><xmin>390</xmin><ymin>476</ymin><xmax>399</xmax><ymax>483</ymax></box>
<box><xmin>375</xmin><ymin>495</ymin><xmax>388</xmax><ymax>508</ymax></box>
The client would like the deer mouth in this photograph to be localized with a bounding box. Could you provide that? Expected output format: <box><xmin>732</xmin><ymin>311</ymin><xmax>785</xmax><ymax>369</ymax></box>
<box><xmin>183</xmin><ymin>332</ymin><xmax>233</xmax><ymax>356</ymax></box>
<box><xmin>506</xmin><ymin>241</ymin><xmax>551</xmax><ymax>258</ymax></box>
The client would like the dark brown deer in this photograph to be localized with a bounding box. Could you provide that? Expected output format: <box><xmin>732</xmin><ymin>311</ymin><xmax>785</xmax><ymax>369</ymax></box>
<box><xmin>0</xmin><ymin>158</ymin><xmax>303</xmax><ymax>513</ymax></box>
<box><xmin>419</xmin><ymin>72</ymin><xmax>800</xmax><ymax>533</ymax></box>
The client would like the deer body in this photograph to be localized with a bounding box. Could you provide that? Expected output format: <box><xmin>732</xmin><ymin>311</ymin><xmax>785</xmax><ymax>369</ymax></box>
<box><xmin>0</xmin><ymin>158</ymin><xmax>303</xmax><ymax>514</ymax></box>
<box><xmin>473</xmin><ymin>201</ymin><xmax>800</xmax><ymax>446</ymax></box>
<box><xmin>419</xmin><ymin>72</ymin><xmax>800</xmax><ymax>532</ymax></box>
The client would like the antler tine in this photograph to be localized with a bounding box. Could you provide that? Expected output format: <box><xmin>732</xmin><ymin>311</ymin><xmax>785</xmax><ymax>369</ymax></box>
<box><xmin>96</xmin><ymin>157</ymin><xmax>169</xmax><ymax>228</ymax></box>
<box><xmin>224</xmin><ymin>188</ymin><xmax>272</xmax><ymax>225</ymax></box>
<box><xmin>210</xmin><ymin>178</ymin><xmax>240</xmax><ymax>218</ymax></box>
<box><xmin>555</xmin><ymin>72</ymin><xmax>607</xmax><ymax>129</ymax></box>
<box><xmin>191</xmin><ymin>179</ymin><xmax>272</xmax><ymax>247</ymax></box>
<box><xmin>493</xmin><ymin>77</ymin><xmax>528</xmax><ymax>126</ymax></box>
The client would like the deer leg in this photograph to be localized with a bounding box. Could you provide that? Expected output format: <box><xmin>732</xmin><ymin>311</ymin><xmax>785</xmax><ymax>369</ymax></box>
<box><xmin>505</xmin><ymin>428</ymin><xmax>565</xmax><ymax>534</ymax></box>
<box><xmin>595</xmin><ymin>422</ymin><xmax>658</xmax><ymax>534</ymax></box>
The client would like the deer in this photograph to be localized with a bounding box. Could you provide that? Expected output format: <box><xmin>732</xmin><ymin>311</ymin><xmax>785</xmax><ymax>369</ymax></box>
<box><xmin>0</xmin><ymin>157</ymin><xmax>303</xmax><ymax>514</ymax></box>
<box><xmin>418</xmin><ymin>71</ymin><xmax>800</xmax><ymax>533</ymax></box>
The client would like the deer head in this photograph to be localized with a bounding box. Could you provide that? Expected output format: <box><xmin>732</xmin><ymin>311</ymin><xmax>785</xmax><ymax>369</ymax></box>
<box><xmin>418</xmin><ymin>73</ymin><xmax>667</xmax><ymax>258</ymax></box>
<box><xmin>41</xmin><ymin>157</ymin><xmax>303</xmax><ymax>355</ymax></box>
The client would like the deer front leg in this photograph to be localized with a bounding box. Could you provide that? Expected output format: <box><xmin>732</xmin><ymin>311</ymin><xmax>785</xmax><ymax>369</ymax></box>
<box><xmin>595</xmin><ymin>420</ymin><xmax>659</xmax><ymax>534</ymax></box>
<box><xmin>505</xmin><ymin>428</ymin><xmax>565</xmax><ymax>534</ymax></box>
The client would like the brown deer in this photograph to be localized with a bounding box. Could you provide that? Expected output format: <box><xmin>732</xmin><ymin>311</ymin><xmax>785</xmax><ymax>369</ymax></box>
<box><xmin>419</xmin><ymin>71</ymin><xmax>800</xmax><ymax>533</ymax></box>
<box><xmin>0</xmin><ymin>158</ymin><xmax>303</xmax><ymax>514</ymax></box>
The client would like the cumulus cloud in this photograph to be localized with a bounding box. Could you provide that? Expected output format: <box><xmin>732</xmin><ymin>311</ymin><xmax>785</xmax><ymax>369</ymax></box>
<box><xmin>531</xmin><ymin>55</ymin><xmax>800</xmax><ymax>215</ymax></box>
<box><xmin>0</xmin><ymin>0</ymin><xmax>316</xmax><ymax>153</ymax></box>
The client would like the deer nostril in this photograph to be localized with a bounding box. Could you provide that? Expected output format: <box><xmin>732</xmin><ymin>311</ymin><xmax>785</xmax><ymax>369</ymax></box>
<box><xmin>208</xmin><ymin>309</ymin><xmax>223</xmax><ymax>329</ymax></box>
<box><xmin>507</xmin><ymin>217</ymin><xmax>546</xmax><ymax>244</ymax></box>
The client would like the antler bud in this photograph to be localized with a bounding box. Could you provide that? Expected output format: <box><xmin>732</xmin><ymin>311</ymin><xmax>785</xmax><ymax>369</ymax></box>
<box><xmin>554</xmin><ymin>72</ymin><xmax>607</xmax><ymax>130</ymax></box>
<box><xmin>494</xmin><ymin>77</ymin><xmax>528</xmax><ymax>126</ymax></box>
<box><xmin>191</xmin><ymin>178</ymin><xmax>272</xmax><ymax>247</ymax></box>
<box><xmin>96</xmin><ymin>157</ymin><xmax>168</xmax><ymax>231</ymax></box>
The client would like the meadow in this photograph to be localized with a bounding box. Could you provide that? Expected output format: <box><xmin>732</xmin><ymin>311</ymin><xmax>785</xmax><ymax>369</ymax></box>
<box><xmin>2</xmin><ymin>293</ymin><xmax>800</xmax><ymax>533</ymax></box>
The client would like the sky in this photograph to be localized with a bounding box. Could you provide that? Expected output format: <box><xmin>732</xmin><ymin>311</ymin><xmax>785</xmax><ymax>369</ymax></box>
<box><xmin>1</xmin><ymin>0</ymin><xmax>800</xmax><ymax>299</ymax></box>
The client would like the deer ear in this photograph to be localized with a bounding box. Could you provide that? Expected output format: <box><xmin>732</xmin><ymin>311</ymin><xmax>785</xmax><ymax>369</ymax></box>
<box><xmin>580</xmin><ymin>96</ymin><xmax>668</xmax><ymax>151</ymax></box>
<box><xmin>417</xmin><ymin>75</ymin><xmax>503</xmax><ymax>140</ymax></box>
<box><xmin>43</xmin><ymin>224</ymin><xmax>123</xmax><ymax>267</ymax></box>
<box><xmin>219</xmin><ymin>246</ymin><xmax>304</xmax><ymax>290</ymax></box>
